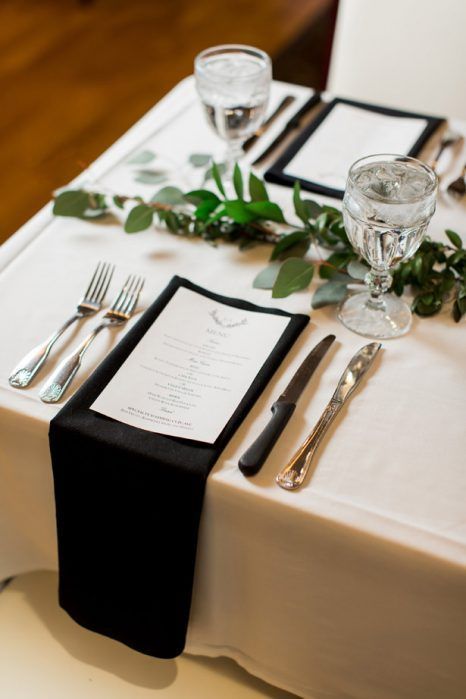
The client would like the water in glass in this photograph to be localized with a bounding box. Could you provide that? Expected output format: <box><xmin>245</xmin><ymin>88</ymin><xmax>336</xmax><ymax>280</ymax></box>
<box><xmin>195</xmin><ymin>45</ymin><xmax>271</xmax><ymax>169</ymax></box>
<box><xmin>338</xmin><ymin>155</ymin><xmax>437</xmax><ymax>339</ymax></box>
<box><xmin>344</xmin><ymin>160</ymin><xmax>436</xmax><ymax>270</ymax></box>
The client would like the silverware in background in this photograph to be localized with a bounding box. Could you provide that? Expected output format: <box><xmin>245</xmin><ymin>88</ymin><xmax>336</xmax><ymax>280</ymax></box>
<box><xmin>239</xmin><ymin>334</ymin><xmax>336</xmax><ymax>477</ymax></box>
<box><xmin>447</xmin><ymin>164</ymin><xmax>466</xmax><ymax>198</ymax></box>
<box><xmin>430</xmin><ymin>129</ymin><xmax>464</xmax><ymax>174</ymax></box>
<box><xmin>276</xmin><ymin>342</ymin><xmax>381</xmax><ymax>491</ymax></box>
<box><xmin>252</xmin><ymin>92</ymin><xmax>322</xmax><ymax>167</ymax></box>
<box><xmin>243</xmin><ymin>95</ymin><xmax>296</xmax><ymax>153</ymax></box>
<box><xmin>39</xmin><ymin>274</ymin><xmax>145</xmax><ymax>403</ymax></box>
<box><xmin>9</xmin><ymin>261</ymin><xmax>114</xmax><ymax>388</ymax></box>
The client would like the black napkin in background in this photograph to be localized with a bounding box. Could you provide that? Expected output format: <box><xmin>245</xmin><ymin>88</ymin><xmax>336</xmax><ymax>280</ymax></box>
<box><xmin>49</xmin><ymin>276</ymin><xmax>309</xmax><ymax>658</ymax></box>
<box><xmin>265</xmin><ymin>97</ymin><xmax>444</xmax><ymax>199</ymax></box>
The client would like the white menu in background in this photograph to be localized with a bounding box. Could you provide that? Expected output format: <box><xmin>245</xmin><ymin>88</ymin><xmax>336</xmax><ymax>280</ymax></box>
<box><xmin>91</xmin><ymin>287</ymin><xmax>290</xmax><ymax>443</ymax></box>
<box><xmin>284</xmin><ymin>103</ymin><xmax>428</xmax><ymax>191</ymax></box>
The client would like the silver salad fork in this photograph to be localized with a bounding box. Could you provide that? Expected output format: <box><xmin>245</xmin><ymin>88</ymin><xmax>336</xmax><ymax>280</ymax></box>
<box><xmin>39</xmin><ymin>274</ymin><xmax>145</xmax><ymax>403</ymax></box>
<box><xmin>9</xmin><ymin>261</ymin><xmax>115</xmax><ymax>388</ymax></box>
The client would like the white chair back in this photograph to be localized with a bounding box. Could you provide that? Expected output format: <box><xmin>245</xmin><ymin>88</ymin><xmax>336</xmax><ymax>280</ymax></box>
<box><xmin>327</xmin><ymin>0</ymin><xmax>466</xmax><ymax>119</ymax></box>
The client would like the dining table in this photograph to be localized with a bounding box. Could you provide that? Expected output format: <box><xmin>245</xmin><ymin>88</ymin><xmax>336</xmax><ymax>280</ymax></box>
<box><xmin>0</xmin><ymin>76</ymin><xmax>465</xmax><ymax>699</ymax></box>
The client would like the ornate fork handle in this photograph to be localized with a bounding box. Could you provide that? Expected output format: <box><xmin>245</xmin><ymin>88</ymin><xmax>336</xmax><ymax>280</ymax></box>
<box><xmin>39</xmin><ymin>319</ymin><xmax>120</xmax><ymax>404</ymax></box>
<box><xmin>276</xmin><ymin>399</ymin><xmax>342</xmax><ymax>490</ymax></box>
<box><xmin>9</xmin><ymin>312</ymin><xmax>84</xmax><ymax>388</ymax></box>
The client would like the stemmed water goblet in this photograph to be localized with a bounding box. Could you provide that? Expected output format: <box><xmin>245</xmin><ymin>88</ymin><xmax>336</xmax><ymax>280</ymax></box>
<box><xmin>338</xmin><ymin>154</ymin><xmax>438</xmax><ymax>339</ymax></box>
<box><xmin>194</xmin><ymin>44</ymin><xmax>272</xmax><ymax>176</ymax></box>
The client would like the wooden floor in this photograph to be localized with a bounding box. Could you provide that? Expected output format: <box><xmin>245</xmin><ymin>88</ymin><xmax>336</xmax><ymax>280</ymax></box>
<box><xmin>0</xmin><ymin>0</ymin><xmax>332</xmax><ymax>244</ymax></box>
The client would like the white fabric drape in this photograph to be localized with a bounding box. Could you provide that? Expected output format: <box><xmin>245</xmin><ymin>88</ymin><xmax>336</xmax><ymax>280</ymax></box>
<box><xmin>0</xmin><ymin>78</ymin><xmax>465</xmax><ymax>699</ymax></box>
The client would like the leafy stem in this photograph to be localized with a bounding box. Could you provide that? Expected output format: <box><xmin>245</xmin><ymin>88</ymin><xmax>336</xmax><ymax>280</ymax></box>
<box><xmin>52</xmin><ymin>164</ymin><xmax>465</xmax><ymax>323</ymax></box>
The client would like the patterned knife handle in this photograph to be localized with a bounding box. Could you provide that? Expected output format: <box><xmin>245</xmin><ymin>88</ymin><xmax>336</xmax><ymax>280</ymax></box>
<box><xmin>276</xmin><ymin>400</ymin><xmax>341</xmax><ymax>490</ymax></box>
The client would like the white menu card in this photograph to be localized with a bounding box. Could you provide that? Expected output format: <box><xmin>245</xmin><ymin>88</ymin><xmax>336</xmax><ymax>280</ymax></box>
<box><xmin>91</xmin><ymin>287</ymin><xmax>290</xmax><ymax>443</ymax></box>
<box><xmin>284</xmin><ymin>103</ymin><xmax>428</xmax><ymax>191</ymax></box>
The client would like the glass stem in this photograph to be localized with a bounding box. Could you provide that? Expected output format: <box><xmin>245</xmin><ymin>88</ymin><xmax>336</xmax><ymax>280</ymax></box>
<box><xmin>225</xmin><ymin>139</ymin><xmax>244</xmax><ymax>174</ymax></box>
<box><xmin>365</xmin><ymin>268</ymin><xmax>392</xmax><ymax>311</ymax></box>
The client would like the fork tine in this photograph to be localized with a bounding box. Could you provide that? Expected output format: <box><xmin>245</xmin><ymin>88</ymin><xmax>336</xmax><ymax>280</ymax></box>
<box><xmin>88</xmin><ymin>261</ymin><xmax>107</xmax><ymax>300</ymax></box>
<box><xmin>110</xmin><ymin>275</ymin><xmax>134</xmax><ymax>312</ymax></box>
<box><xmin>83</xmin><ymin>261</ymin><xmax>103</xmax><ymax>299</ymax></box>
<box><xmin>95</xmin><ymin>263</ymin><xmax>115</xmax><ymax>304</ymax></box>
<box><xmin>124</xmin><ymin>276</ymin><xmax>145</xmax><ymax>316</ymax></box>
<box><xmin>120</xmin><ymin>275</ymin><xmax>141</xmax><ymax>315</ymax></box>
<box><xmin>91</xmin><ymin>261</ymin><xmax>111</xmax><ymax>303</ymax></box>
<box><xmin>130</xmin><ymin>276</ymin><xmax>145</xmax><ymax>312</ymax></box>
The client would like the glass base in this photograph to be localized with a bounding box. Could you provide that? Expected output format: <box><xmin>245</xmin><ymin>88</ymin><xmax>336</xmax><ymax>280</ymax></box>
<box><xmin>338</xmin><ymin>291</ymin><xmax>412</xmax><ymax>339</ymax></box>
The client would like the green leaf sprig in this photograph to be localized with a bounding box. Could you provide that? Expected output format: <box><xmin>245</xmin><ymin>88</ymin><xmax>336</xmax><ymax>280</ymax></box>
<box><xmin>52</xmin><ymin>164</ymin><xmax>465</xmax><ymax>323</ymax></box>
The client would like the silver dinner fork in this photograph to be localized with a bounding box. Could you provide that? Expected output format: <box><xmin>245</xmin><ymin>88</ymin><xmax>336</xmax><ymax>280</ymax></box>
<box><xmin>39</xmin><ymin>274</ymin><xmax>145</xmax><ymax>403</ymax></box>
<box><xmin>9</xmin><ymin>261</ymin><xmax>115</xmax><ymax>388</ymax></box>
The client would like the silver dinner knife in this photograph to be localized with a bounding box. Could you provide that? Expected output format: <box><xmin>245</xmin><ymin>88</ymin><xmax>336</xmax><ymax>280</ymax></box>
<box><xmin>276</xmin><ymin>342</ymin><xmax>381</xmax><ymax>490</ymax></box>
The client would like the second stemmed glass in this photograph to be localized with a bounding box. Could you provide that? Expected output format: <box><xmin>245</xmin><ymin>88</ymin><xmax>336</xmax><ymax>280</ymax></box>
<box><xmin>338</xmin><ymin>154</ymin><xmax>437</xmax><ymax>339</ymax></box>
<box><xmin>194</xmin><ymin>44</ymin><xmax>272</xmax><ymax>175</ymax></box>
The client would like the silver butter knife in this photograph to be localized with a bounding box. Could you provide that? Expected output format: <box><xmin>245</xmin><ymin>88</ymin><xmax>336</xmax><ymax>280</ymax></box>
<box><xmin>276</xmin><ymin>342</ymin><xmax>381</xmax><ymax>490</ymax></box>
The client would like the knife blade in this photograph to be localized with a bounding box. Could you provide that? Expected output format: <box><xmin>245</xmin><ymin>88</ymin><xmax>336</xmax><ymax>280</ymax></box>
<box><xmin>276</xmin><ymin>342</ymin><xmax>381</xmax><ymax>490</ymax></box>
<box><xmin>238</xmin><ymin>334</ymin><xmax>335</xmax><ymax>477</ymax></box>
<box><xmin>243</xmin><ymin>95</ymin><xmax>296</xmax><ymax>153</ymax></box>
<box><xmin>251</xmin><ymin>91</ymin><xmax>322</xmax><ymax>167</ymax></box>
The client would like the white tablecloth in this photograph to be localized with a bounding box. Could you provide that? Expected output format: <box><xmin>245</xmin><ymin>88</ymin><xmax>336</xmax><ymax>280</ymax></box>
<box><xmin>1</xmin><ymin>77</ymin><xmax>465</xmax><ymax>699</ymax></box>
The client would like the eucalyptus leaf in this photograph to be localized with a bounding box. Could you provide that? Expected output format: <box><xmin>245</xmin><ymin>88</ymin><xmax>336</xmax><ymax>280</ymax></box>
<box><xmin>211</xmin><ymin>162</ymin><xmax>226</xmax><ymax>197</ymax></box>
<box><xmin>124</xmin><ymin>204</ymin><xmax>154</xmax><ymax>233</ymax></box>
<box><xmin>246</xmin><ymin>201</ymin><xmax>285</xmax><ymax>223</ymax></box>
<box><xmin>277</xmin><ymin>240</ymin><xmax>311</xmax><ymax>260</ymax></box>
<box><xmin>270</xmin><ymin>230</ymin><xmax>310</xmax><ymax>260</ymax></box>
<box><xmin>347</xmin><ymin>260</ymin><xmax>369</xmax><ymax>280</ymax></box>
<box><xmin>319</xmin><ymin>251</ymin><xmax>354</xmax><ymax>279</ymax></box>
<box><xmin>412</xmin><ymin>294</ymin><xmax>442</xmax><ymax>316</ymax></box>
<box><xmin>253</xmin><ymin>262</ymin><xmax>282</xmax><ymax>289</ymax></box>
<box><xmin>126</xmin><ymin>150</ymin><xmax>156</xmax><ymax>165</ymax></box>
<box><xmin>224</xmin><ymin>200</ymin><xmax>257</xmax><ymax>224</ymax></box>
<box><xmin>188</xmin><ymin>153</ymin><xmax>211</xmax><ymax>167</ymax></box>
<box><xmin>311</xmin><ymin>281</ymin><xmax>348</xmax><ymax>309</ymax></box>
<box><xmin>185</xmin><ymin>189</ymin><xmax>220</xmax><ymax>206</ymax></box>
<box><xmin>165</xmin><ymin>210</ymin><xmax>180</xmax><ymax>233</ymax></box>
<box><xmin>322</xmin><ymin>205</ymin><xmax>340</xmax><ymax>216</ymax></box>
<box><xmin>249</xmin><ymin>172</ymin><xmax>269</xmax><ymax>201</ymax></box>
<box><xmin>293</xmin><ymin>181</ymin><xmax>308</xmax><ymax>223</ymax></box>
<box><xmin>53</xmin><ymin>190</ymin><xmax>89</xmax><ymax>217</ymax></box>
<box><xmin>452</xmin><ymin>300</ymin><xmax>463</xmax><ymax>322</ymax></box>
<box><xmin>458</xmin><ymin>294</ymin><xmax>466</xmax><ymax>314</ymax></box>
<box><xmin>413</xmin><ymin>255</ymin><xmax>423</xmax><ymax>283</ymax></box>
<box><xmin>203</xmin><ymin>162</ymin><xmax>227</xmax><ymax>184</ymax></box>
<box><xmin>315</xmin><ymin>213</ymin><xmax>329</xmax><ymax>232</ymax></box>
<box><xmin>233</xmin><ymin>163</ymin><xmax>244</xmax><ymax>200</ymax></box>
<box><xmin>151</xmin><ymin>186</ymin><xmax>185</xmax><ymax>206</ymax></box>
<box><xmin>195</xmin><ymin>199</ymin><xmax>221</xmax><ymax>221</ymax></box>
<box><xmin>446</xmin><ymin>229</ymin><xmax>462</xmax><ymax>249</ymax></box>
<box><xmin>205</xmin><ymin>206</ymin><xmax>227</xmax><ymax>225</ymax></box>
<box><xmin>272</xmin><ymin>258</ymin><xmax>314</xmax><ymax>298</ymax></box>
<box><xmin>134</xmin><ymin>170</ymin><xmax>168</xmax><ymax>185</ymax></box>
<box><xmin>303</xmin><ymin>200</ymin><xmax>323</xmax><ymax>219</ymax></box>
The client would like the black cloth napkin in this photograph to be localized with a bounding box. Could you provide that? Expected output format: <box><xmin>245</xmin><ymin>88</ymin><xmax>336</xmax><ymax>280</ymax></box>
<box><xmin>49</xmin><ymin>276</ymin><xmax>309</xmax><ymax>658</ymax></box>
